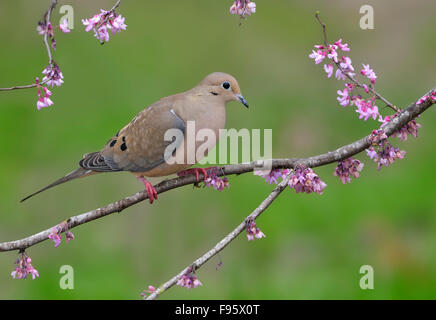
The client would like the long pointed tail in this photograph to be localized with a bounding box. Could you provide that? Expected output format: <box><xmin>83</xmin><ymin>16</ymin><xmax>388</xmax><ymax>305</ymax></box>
<box><xmin>20</xmin><ymin>168</ymin><xmax>96</xmax><ymax>202</ymax></box>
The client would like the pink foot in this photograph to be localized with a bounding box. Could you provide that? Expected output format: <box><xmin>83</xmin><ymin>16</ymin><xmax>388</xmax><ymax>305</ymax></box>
<box><xmin>177</xmin><ymin>167</ymin><xmax>217</xmax><ymax>182</ymax></box>
<box><xmin>138</xmin><ymin>177</ymin><xmax>158</xmax><ymax>204</ymax></box>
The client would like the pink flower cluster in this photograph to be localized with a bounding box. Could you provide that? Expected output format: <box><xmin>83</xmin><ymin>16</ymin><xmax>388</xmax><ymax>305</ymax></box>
<box><xmin>36</xmin><ymin>78</ymin><xmax>53</xmax><ymax>110</ymax></box>
<box><xmin>366</xmin><ymin>130</ymin><xmax>406</xmax><ymax>170</ymax></box>
<box><xmin>334</xmin><ymin>158</ymin><xmax>364</xmax><ymax>184</ymax></box>
<box><xmin>204</xmin><ymin>171</ymin><xmax>230</xmax><ymax>191</ymax></box>
<box><xmin>230</xmin><ymin>0</ymin><xmax>256</xmax><ymax>18</ymax></box>
<box><xmin>393</xmin><ymin>119</ymin><xmax>421</xmax><ymax>141</ymax></box>
<box><xmin>42</xmin><ymin>62</ymin><xmax>64</xmax><ymax>87</ymax></box>
<box><xmin>245</xmin><ymin>219</ymin><xmax>266</xmax><ymax>241</ymax></box>
<box><xmin>288</xmin><ymin>167</ymin><xmax>327</xmax><ymax>194</ymax></box>
<box><xmin>35</xmin><ymin>16</ymin><xmax>69</xmax><ymax>110</ymax></box>
<box><xmin>59</xmin><ymin>19</ymin><xmax>70</xmax><ymax>33</ymax></box>
<box><xmin>309</xmin><ymin>39</ymin><xmax>383</xmax><ymax>122</ymax></box>
<box><xmin>11</xmin><ymin>253</ymin><xmax>39</xmax><ymax>280</ymax></box>
<box><xmin>48</xmin><ymin>221</ymin><xmax>74</xmax><ymax>248</ymax></box>
<box><xmin>82</xmin><ymin>9</ymin><xmax>127</xmax><ymax>44</ymax></box>
<box><xmin>177</xmin><ymin>269</ymin><xmax>202</xmax><ymax>290</ymax></box>
<box><xmin>361</xmin><ymin>64</ymin><xmax>377</xmax><ymax>84</ymax></box>
<box><xmin>254</xmin><ymin>169</ymin><xmax>290</xmax><ymax>184</ymax></box>
<box><xmin>140</xmin><ymin>285</ymin><xmax>156</xmax><ymax>299</ymax></box>
<box><xmin>417</xmin><ymin>90</ymin><xmax>436</xmax><ymax>105</ymax></box>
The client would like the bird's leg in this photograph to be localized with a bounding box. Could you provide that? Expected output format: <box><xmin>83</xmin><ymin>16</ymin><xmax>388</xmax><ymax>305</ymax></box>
<box><xmin>137</xmin><ymin>176</ymin><xmax>158</xmax><ymax>204</ymax></box>
<box><xmin>177</xmin><ymin>167</ymin><xmax>218</xmax><ymax>182</ymax></box>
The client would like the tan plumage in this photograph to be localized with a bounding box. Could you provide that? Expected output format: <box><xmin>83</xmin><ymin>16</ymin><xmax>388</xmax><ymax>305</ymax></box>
<box><xmin>21</xmin><ymin>72</ymin><xmax>248</xmax><ymax>203</ymax></box>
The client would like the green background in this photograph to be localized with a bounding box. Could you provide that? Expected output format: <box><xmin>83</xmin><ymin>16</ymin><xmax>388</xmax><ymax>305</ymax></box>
<box><xmin>0</xmin><ymin>0</ymin><xmax>435</xmax><ymax>299</ymax></box>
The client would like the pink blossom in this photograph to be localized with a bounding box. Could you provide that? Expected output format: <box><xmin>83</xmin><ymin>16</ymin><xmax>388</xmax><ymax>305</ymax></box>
<box><xmin>204</xmin><ymin>170</ymin><xmax>230</xmax><ymax>191</ymax></box>
<box><xmin>230</xmin><ymin>0</ymin><xmax>256</xmax><ymax>18</ymax></box>
<box><xmin>288</xmin><ymin>167</ymin><xmax>327</xmax><ymax>195</ymax></box>
<box><xmin>327</xmin><ymin>46</ymin><xmax>338</xmax><ymax>63</ymax></box>
<box><xmin>36</xmin><ymin>85</ymin><xmax>54</xmax><ymax>110</ymax></box>
<box><xmin>66</xmin><ymin>231</ymin><xmax>75</xmax><ymax>242</ymax></box>
<box><xmin>361</xmin><ymin>64</ymin><xmax>377</xmax><ymax>83</ymax></box>
<box><xmin>324</xmin><ymin>64</ymin><xmax>334</xmax><ymax>78</ymax></box>
<box><xmin>366</xmin><ymin>146</ymin><xmax>377</xmax><ymax>159</ymax></box>
<box><xmin>334</xmin><ymin>38</ymin><xmax>350</xmax><ymax>51</ymax></box>
<box><xmin>334</xmin><ymin>158</ymin><xmax>364</xmax><ymax>184</ymax></box>
<box><xmin>48</xmin><ymin>221</ymin><xmax>75</xmax><ymax>247</ymax></box>
<box><xmin>59</xmin><ymin>19</ymin><xmax>70</xmax><ymax>33</ymax></box>
<box><xmin>368</xmin><ymin>129</ymin><xmax>388</xmax><ymax>145</ymax></box>
<box><xmin>378</xmin><ymin>115</ymin><xmax>391</xmax><ymax>128</ymax></box>
<box><xmin>36</xmin><ymin>21</ymin><xmax>53</xmax><ymax>36</ymax></box>
<box><xmin>42</xmin><ymin>63</ymin><xmax>64</xmax><ymax>87</ymax></box>
<box><xmin>177</xmin><ymin>271</ymin><xmax>202</xmax><ymax>290</ymax></box>
<box><xmin>48</xmin><ymin>228</ymin><xmax>62</xmax><ymax>247</ymax></box>
<box><xmin>337</xmin><ymin>88</ymin><xmax>349</xmax><ymax>106</ymax></box>
<box><xmin>110</xmin><ymin>15</ymin><xmax>127</xmax><ymax>33</ymax></box>
<box><xmin>11</xmin><ymin>253</ymin><xmax>39</xmax><ymax>280</ymax></box>
<box><xmin>94</xmin><ymin>25</ymin><xmax>110</xmax><ymax>43</ymax></box>
<box><xmin>335</xmin><ymin>69</ymin><xmax>346</xmax><ymax>81</ymax></box>
<box><xmin>366</xmin><ymin>140</ymin><xmax>406</xmax><ymax>170</ymax></box>
<box><xmin>36</xmin><ymin>96</ymin><xmax>54</xmax><ymax>110</ymax></box>
<box><xmin>254</xmin><ymin>169</ymin><xmax>289</xmax><ymax>184</ymax></box>
<box><xmin>245</xmin><ymin>219</ymin><xmax>266</xmax><ymax>241</ymax></box>
<box><xmin>141</xmin><ymin>285</ymin><xmax>156</xmax><ymax>299</ymax></box>
<box><xmin>417</xmin><ymin>91</ymin><xmax>436</xmax><ymax>105</ymax></box>
<box><xmin>339</xmin><ymin>56</ymin><xmax>355</xmax><ymax>73</ymax></box>
<box><xmin>82</xmin><ymin>10</ymin><xmax>127</xmax><ymax>44</ymax></box>
<box><xmin>393</xmin><ymin>119</ymin><xmax>421</xmax><ymax>141</ymax></box>
<box><xmin>309</xmin><ymin>49</ymin><xmax>326</xmax><ymax>64</ymax></box>
<box><xmin>82</xmin><ymin>15</ymin><xmax>101</xmax><ymax>32</ymax></box>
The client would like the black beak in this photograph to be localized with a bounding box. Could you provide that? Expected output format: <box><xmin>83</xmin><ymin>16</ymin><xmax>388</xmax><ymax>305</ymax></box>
<box><xmin>237</xmin><ymin>94</ymin><xmax>249</xmax><ymax>108</ymax></box>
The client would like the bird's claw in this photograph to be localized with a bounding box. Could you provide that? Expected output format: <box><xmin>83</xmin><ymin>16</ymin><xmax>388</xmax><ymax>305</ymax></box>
<box><xmin>177</xmin><ymin>167</ymin><xmax>217</xmax><ymax>182</ymax></box>
<box><xmin>138</xmin><ymin>177</ymin><xmax>158</xmax><ymax>204</ymax></box>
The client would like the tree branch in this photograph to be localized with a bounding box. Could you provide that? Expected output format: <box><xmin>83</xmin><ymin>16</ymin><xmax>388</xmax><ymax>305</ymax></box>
<box><xmin>0</xmin><ymin>88</ymin><xmax>433</xmax><ymax>254</ymax></box>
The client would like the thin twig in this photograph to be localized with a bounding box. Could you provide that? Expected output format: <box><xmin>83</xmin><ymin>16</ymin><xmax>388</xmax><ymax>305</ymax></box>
<box><xmin>0</xmin><ymin>84</ymin><xmax>38</xmax><ymax>91</ymax></box>
<box><xmin>0</xmin><ymin>88</ymin><xmax>433</xmax><ymax>254</ymax></box>
<box><xmin>93</xmin><ymin>0</ymin><xmax>123</xmax><ymax>44</ymax></box>
<box><xmin>43</xmin><ymin>0</ymin><xmax>57</xmax><ymax>64</ymax></box>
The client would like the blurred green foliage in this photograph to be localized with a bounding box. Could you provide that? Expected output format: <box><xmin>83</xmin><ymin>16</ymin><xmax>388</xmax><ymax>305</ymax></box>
<box><xmin>0</xmin><ymin>0</ymin><xmax>435</xmax><ymax>299</ymax></box>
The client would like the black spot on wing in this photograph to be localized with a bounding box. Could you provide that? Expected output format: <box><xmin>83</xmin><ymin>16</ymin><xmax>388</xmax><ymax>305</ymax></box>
<box><xmin>120</xmin><ymin>143</ymin><xmax>127</xmax><ymax>151</ymax></box>
<box><xmin>79</xmin><ymin>152</ymin><xmax>121</xmax><ymax>172</ymax></box>
<box><xmin>109</xmin><ymin>140</ymin><xmax>117</xmax><ymax>147</ymax></box>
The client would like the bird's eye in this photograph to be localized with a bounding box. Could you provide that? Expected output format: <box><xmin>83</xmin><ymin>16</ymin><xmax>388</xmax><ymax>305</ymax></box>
<box><xmin>222</xmin><ymin>81</ymin><xmax>231</xmax><ymax>90</ymax></box>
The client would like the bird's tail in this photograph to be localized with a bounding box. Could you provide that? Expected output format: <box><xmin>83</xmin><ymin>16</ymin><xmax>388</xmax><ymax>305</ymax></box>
<box><xmin>20</xmin><ymin>168</ymin><xmax>97</xmax><ymax>202</ymax></box>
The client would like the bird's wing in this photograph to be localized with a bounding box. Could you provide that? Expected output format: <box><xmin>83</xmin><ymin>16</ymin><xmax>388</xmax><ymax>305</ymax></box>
<box><xmin>99</xmin><ymin>101</ymin><xmax>186</xmax><ymax>173</ymax></box>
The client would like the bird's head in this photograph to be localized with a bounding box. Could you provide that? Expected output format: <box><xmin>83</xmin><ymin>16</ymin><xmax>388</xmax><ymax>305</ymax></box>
<box><xmin>199</xmin><ymin>72</ymin><xmax>249</xmax><ymax>108</ymax></box>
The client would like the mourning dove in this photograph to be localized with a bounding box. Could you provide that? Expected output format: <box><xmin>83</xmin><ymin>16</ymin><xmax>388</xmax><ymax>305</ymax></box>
<box><xmin>21</xmin><ymin>72</ymin><xmax>249</xmax><ymax>203</ymax></box>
